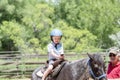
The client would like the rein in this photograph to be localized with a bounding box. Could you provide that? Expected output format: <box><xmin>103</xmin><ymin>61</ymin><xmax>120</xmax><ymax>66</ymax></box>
<box><xmin>88</xmin><ymin>59</ymin><xmax>106</xmax><ymax>80</ymax></box>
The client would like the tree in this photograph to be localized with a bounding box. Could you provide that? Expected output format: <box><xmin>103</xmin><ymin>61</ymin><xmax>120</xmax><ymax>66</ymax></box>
<box><xmin>0</xmin><ymin>0</ymin><xmax>120</xmax><ymax>53</ymax></box>
<box><xmin>109</xmin><ymin>32</ymin><xmax>120</xmax><ymax>47</ymax></box>
<box><xmin>54</xmin><ymin>20</ymin><xmax>98</xmax><ymax>52</ymax></box>
<box><xmin>0</xmin><ymin>0</ymin><xmax>54</xmax><ymax>53</ymax></box>
<box><xmin>54</xmin><ymin>0</ymin><xmax>120</xmax><ymax>49</ymax></box>
<box><xmin>0</xmin><ymin>21</ymin><xmax>26</xmax><ymax>51</ymax></box>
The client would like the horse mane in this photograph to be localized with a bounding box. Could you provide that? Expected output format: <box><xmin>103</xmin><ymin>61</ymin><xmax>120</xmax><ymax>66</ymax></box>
<box><xmin>69</xmin><ymin>53</ymin><xmax>103</xmax><ymax>67</ymax></box>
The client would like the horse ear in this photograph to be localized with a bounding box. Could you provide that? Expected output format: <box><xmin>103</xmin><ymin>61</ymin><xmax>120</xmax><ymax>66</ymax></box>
<box><xmin>87</xmin><ymin>53</ymin><xmax>94</xmax><ymax>60</ymax></box>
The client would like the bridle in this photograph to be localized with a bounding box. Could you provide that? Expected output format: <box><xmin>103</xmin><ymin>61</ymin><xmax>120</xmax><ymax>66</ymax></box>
<box><xmin>88</xmin><ymin>59</ymin><xmax>106</xmax><ymax>80</ymax></box>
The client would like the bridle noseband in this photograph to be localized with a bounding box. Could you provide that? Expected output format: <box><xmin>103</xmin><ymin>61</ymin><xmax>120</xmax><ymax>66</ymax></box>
<box><xmin>88</xmin><ymin>59</ymin><xmax>106</xmax><ymax>80</ymax></box>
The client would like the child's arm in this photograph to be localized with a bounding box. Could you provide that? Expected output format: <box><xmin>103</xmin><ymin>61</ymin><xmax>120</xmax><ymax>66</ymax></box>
<box><xmin>48</xmin><ymin>43</ymin><xmax>64</xmax><ymax>60</ymax></box>
<box><xmin>50</xmin><ymin>49</ymin><xmax>64</xmax><ymax>60</ymax></box>
<box><xmin>50</xmin><ymin>49</ymin><xmax>60</xmax><ymax>59</ymax></box>
<box><xmin>48</xmin><ymin>44</ymin><xmax>59</xmax><ymax>59</ymax></box>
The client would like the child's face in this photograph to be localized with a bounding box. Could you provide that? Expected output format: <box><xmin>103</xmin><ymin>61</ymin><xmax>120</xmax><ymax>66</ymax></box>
<box><xmin>52</xmin><ymin>36</ymin><xmax>61</xmax><ymax>44</ymax></box>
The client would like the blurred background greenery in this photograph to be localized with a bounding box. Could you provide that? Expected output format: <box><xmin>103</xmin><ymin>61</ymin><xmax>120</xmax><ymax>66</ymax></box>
<box><xmin>0</xmin><ymin>0</ymin><xmax>120</xmax><ymax>54</ymax></box>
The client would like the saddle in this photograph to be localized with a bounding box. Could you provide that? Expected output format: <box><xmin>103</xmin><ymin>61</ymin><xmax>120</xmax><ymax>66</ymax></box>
<box><xmin>36</xmin><ymin>59</ymin><xmax>67</xmax><ymax>79</ymax></box>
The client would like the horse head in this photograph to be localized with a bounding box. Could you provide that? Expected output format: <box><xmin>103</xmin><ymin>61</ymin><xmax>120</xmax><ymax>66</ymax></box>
<box><xmin>87</xmin><ymin>53</ymin><xmax>107</xmax><ymax>80</ymax></box>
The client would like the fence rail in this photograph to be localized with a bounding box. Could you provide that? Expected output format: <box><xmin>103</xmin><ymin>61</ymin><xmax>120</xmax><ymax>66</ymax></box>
<box><xmin>0</xmin><ymin>51</ymin><xmax>107</xmax><ymax>78</ymax></box>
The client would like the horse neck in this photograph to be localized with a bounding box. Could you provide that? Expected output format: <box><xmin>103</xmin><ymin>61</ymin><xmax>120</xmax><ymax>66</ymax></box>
<box><xmin>66</xmin><ymin>58</ymin><xmax>90</xmax><ymax>80</ymax></box>
<box><xmin>56</xmin><ymin>58</ymin><xmax>90</xmax><ymax>80</ymax></box>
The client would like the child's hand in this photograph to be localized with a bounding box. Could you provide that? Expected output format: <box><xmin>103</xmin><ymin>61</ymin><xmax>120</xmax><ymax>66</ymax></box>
<box><xmin>58</xmin><ymin>54</ymin><xmax>64</xmax><ymax>60</ymax></box>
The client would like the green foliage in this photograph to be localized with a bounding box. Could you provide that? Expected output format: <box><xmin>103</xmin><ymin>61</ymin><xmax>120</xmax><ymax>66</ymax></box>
<box><xmin>0</xmin><ymin>0</ymin><xmax>120</xmax><ymax>53</ymax></box>
<box><xmin>0</xmin><ymin>0</ymin><xmax>54</xmax><ymax>53</ymax></box>
<box><xmin>54</xmin><ymin>0</ymin><xmax>120</xmax><ymax>48</ymax></box>
<box><xmin>109</xmin><ymin>32</ymin><xmax>120</xmax><ymax>47</ymax></box>
<box><xmin>0</xmin><ymin>21</ymin><xmax>26</xmax><ymax>51</ymax></box>
<box><xmin>54</xmin><ymin>20</ymin><xmax>97</xmax><ymax>52</ymax></box>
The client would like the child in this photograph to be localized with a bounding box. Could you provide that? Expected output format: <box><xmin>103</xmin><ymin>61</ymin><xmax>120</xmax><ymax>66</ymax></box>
<box><xmin>37</xmin><ymin>29</ymin><xmax>64</xmax><ymax>80</ymax></box>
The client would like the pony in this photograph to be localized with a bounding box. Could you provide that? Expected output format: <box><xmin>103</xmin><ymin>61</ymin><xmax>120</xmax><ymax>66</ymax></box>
<box><xmin>31</xmin><ymin>53</ymin><xmax>107</xmax><ymax>80</ymax></box>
